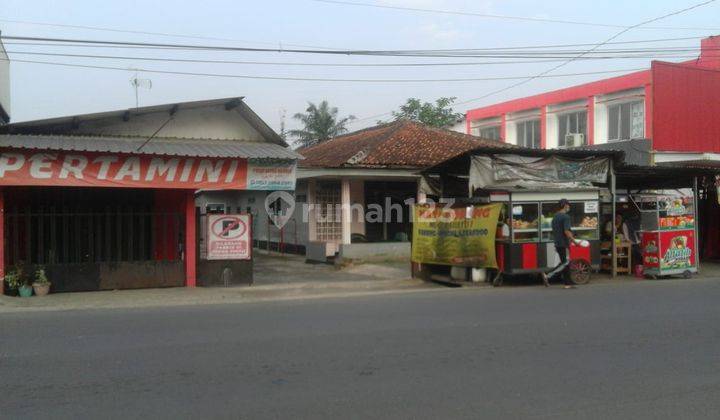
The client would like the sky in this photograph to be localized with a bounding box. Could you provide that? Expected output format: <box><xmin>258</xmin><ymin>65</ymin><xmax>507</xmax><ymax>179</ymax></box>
<box><xmin>1</xmin><ymin>0</ymin><xmax>719</xmax><ymax>135</ymax></box>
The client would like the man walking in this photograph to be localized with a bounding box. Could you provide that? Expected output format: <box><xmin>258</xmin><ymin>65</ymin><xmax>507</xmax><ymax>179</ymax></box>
<box><xmin>542</xmin><ymin>199</ymin><xmax>577</xmax><ymax>289</ymax></box>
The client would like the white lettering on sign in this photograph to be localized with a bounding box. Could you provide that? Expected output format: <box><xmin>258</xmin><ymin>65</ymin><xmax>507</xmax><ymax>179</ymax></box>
<box><xmin>29</xmin><ymin>153</ymin><xmax>54</xmax><ymax>179</ymax></box>
<box><xmin>179</xmin><ymin>158</ymin><xmax>195</xmax><ymax>182</ymax></box>
<box><xmin>93</xmin><ymin>156</ymin><xmax>118</xmax><ymax>180</ymax></box>
<box><xmin>195</xmin><ymin>159</ymin><xmax>224</xmax><ymax>182</ymax></box>
<box><xmin>0</xmin><ymin>153</ymin><xmax>25</xmax><ymax>177</ymax></box>
<box><xmin>59</xmin><ymin>155</ymin><xmax>88</xmax><ymax>179</ymax></box>
<box><xmin>0</xmin><ymin>151</ymin><xmax>296</xmax><ymax>190</ymax></box>
<box><xmin>225</xmin><ymin>160</ymin><xmax>238</xmax><ymax>183</ymax></box>
<box><xmin>146</xmin><ymin>158</ymin><xmax>179</xmax><ymax>182</ymax></box>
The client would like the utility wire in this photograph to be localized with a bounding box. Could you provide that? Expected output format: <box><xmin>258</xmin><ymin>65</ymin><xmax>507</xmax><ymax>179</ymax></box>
<box><xmin>351</xmin><ymin>0</ymin><xmax>718</xmax><ymax>124</ymax></box>
<box><xmin>2</xmin><ymin>50</ymin><xmax>703</xmax><ymax>67</ymax></box>
<box><xmin>0</xmin><ymin>35</ymin><xmax>707</xmax><ymax>53</ymax></box>
<box><xmin>8</xmin><ymin>58</ymin><xmax>647</xmax><ymax>82</ymax></box>
<box><xmin>311</xmin><ymin>0</ymin><xmax>720</xmax><ymax>31</ymax></box>
<box><xmin>0</xmin><ymin>17</ymin><xmax>336</xmax><ymax>50</ymax></box>
<box><xmin>0</xmin><ymin>35</ymin><xmax>710</xmax><ymax>58</ymax></box>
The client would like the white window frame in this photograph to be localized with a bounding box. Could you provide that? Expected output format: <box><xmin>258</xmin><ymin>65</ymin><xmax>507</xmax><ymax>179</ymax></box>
<box><xmin>607</xmin><ymin>100</ymin><xmax>644</xmax><ymax>142</ymax></box>
<box><xmin>516</xmin><ymin>119</ymin><xmax>541</xmax><ymax>149</ymax></box>
<box><xmin>557</xmin><ymin>110</ymin><xmax>588</xmax><ymax>148</ymax></box>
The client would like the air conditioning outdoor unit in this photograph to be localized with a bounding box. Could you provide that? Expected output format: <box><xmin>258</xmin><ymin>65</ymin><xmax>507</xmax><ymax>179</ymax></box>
<box><xmin>565</xmin><ymin>133</ymin><xmax>585</xmax><ymax>147</ymax></box>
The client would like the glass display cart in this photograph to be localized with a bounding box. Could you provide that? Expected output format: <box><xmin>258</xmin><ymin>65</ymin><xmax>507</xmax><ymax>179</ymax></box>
<box><xmin>489</xmin><ymin>188</ymin><xmax>601</xmax><ymax>286</ymax></box>
<box><xmin>633</xmin><ymin>192</ymin><xmax>698</xmax><ymax>279</ymax></box>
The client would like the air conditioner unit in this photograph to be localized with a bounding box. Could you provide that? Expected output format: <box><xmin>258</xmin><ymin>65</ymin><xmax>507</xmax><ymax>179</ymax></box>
<box><xmin>564</xmin><ymin>133</ymin><xmax>585</xmax><ymax>147</ymax></box>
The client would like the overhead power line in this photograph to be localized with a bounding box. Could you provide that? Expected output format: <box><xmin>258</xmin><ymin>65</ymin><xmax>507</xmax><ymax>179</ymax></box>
<box><xmin>0</xmin><ymin>35</ymin><xmax>710</xmax><ymax>59</ymax></box>
<box><xmin>8</xmin><ymin>58</ymin><xmax>648</xmax><ymax>82</ymax></box>
<box><xmin>2</xmin><ymin>50</ymin><xmax>702</xmax><ymax>67</ymax></box>
<box><xmin>311</xmin><ymin>0</ymin><xmax>720</xmax><ymax>31</ymax></box>
<box><xmin>0</xmin><ymin>17</ymin><xmax>336</xmax><ymax>50</ymax></box>
<box><xmin>350</xmin><ymin>0</ymin><xmax>718</xmax><ymax>124</ymax></box>
<box><xmin>0</xmin><ymin>35</ymin><xmax>707</xmax><ymax>53</ymax></box>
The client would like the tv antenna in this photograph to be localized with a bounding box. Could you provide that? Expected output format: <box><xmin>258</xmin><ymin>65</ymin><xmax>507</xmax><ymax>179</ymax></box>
<box><xmin>129</xmin><ymin>70</ymin><xmax>152</xmax><ymax>110</ymax></box>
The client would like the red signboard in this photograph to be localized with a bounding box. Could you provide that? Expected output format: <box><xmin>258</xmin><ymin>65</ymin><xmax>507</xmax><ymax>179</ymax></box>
<box><xmin>206</xmin><ymin>214</ymin><xmax>251</xmax><ymax>260</ymax></box>
<box><xmin>642</xmin><ymin>229</ymin><xmax>696</xmax><ymax>270</ymax></box>
<box><xmin>0</xmin><ymin>151</ymin><xmax>297</xmax><ymax>190</ymax></box>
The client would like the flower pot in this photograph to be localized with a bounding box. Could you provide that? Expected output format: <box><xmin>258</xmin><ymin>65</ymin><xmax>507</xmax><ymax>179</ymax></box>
<box><xmin>33</xmin><ymin>283</ymin><xmax>51</xmax><ymax>296</ymax></box>
<box><xmin>18</xmin><ymin>285</ymin><xmax>33</xmax><ymax>297</ymax></box>
<box><xmin>5</xmin><ymin>288</ymin><xmax>19</xmax><ymax>297</ymax></box>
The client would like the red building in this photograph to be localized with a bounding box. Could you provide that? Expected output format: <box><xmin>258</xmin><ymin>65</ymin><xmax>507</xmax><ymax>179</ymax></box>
<box><xmin>465</xmin><ymin>36</ymin><xmax>720</xmax><ymax>166</ymax></box>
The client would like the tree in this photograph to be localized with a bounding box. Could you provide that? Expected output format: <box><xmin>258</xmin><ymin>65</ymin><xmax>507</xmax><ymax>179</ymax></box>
<box><xmin>289</xmin><ymin>101</ymin><xmax>356</xmax><ymax>147</ymax></box>
<box><xmin>391</xmin><ymin>97</ymin><xmax>462</xmax><ymax>128</ymax></box>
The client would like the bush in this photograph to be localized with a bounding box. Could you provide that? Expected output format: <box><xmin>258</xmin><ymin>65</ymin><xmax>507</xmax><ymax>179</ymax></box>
<box><xmin>34</xmin><ymin>266</ymin><xmax>51</xmax><ymax>286</ymax></box>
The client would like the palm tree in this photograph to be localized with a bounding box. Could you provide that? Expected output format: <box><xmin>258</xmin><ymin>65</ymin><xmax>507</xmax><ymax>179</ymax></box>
<box><xmin>289</xmin><ymin>101</ymin><xmax>356</xmax><ymax>147</ymax></box>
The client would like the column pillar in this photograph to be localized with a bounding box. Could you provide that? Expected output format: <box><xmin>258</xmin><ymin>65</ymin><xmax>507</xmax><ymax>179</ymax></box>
<box><xmin>184</xmin><ymin>190</ymin><xmax>197</xmax><ymax>287</ymax></box>
<box><xmin>500</xmin><ymin>114</ymin><xmax>507</xmax><ymax>142</ymax></box>
<box><xmin>587</xmin><ymin>96</ymin><xmax>595</xmax><ymax>145</ymax></box>
<box><xmin>540</xmin><ymin>106</ymin><xmax>547</xmax><ymax>149</ymax></box>
<box><xmin>644</xmin><ymin>83</ymin><xmax>653</xmax><ymax>140</ymax></box>
<box><xmin>0</xmin><ymin>188</ymin><xmax>4</xmax><ymax>293</ymax></box>
<box><xmin>307</xmin><ymin>179</ymin><xmax>317</xmax><ymax>242</ymax></box>
<box><xmin>341</xmin><ymin>178</ymin><xmax>351</xmax><ymax>245</ymax></box>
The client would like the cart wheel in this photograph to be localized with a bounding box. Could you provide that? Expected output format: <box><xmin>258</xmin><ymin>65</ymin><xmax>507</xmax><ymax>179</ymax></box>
<box><xmin>683</xmin><ymin>270</ymin><xmax>692</xmax><ymax>279</ymax></box>
<box><xmin>570</xmin><ymin>259</ymin><xmax>592</xmax><ymax>285</ymax></box>
<box><xmin>492</xmin><ymin>272</ymin><xmax>503</xmax><ymax>287</ymax></box>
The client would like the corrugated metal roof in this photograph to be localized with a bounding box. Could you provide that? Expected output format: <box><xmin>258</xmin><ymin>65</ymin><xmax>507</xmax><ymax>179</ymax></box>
<box><xmin>0</xmin><ymin>134</ymin><xmax>302</xmax><ymax>160</ymax></box>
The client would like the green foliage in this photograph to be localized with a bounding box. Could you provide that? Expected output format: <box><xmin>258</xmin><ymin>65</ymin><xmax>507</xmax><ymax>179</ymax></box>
<box><xmin>392</xmin><ymin>97</ymin><xmax>462</xmax><ymax>128</ymax></box>
<box><xmin>4</xmin><ymin>266</ymin><xmax>26</xmax><ymax>290</ymax></box>
<box><xmin>289</xmin><ymin>100</ymin><xmax>356</xmax><ymax>148</ymax></box>
<box><xmin>34</xmin><ymin>266</ymin><xmax>51</xmax><ymax>286</ymax></box>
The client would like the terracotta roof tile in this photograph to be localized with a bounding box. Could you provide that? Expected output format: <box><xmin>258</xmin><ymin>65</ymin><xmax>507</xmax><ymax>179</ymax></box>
<box><xmin>298</xmin><ymin>120</ymin><xmax>516</xmax><ymax>169</ymax></box>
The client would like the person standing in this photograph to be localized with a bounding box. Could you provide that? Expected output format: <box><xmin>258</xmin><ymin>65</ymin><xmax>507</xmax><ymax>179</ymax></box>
<box><xmin>542</xmin><ymin>199</ymin><xmax>578</xmax><ymax>289</ymax></box>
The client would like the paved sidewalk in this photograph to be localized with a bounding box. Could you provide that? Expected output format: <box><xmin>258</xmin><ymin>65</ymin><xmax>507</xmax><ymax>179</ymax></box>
<box><xmin>0</xmin><ymin>254</ymin><xmax>435</xmax><ymax>313</ymax></box>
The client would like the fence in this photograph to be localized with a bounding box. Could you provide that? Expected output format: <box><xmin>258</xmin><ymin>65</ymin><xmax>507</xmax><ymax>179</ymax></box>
<box><xmin>4</xmin><ymin>207</ymin><xmax>184</xmax><ymax>267</ymax></box>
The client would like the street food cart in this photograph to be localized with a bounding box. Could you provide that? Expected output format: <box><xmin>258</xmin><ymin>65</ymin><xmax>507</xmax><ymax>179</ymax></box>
<box><xmin>489</xmin><ymin>188</ymin><xmax>601</xmax><ymax>285</ymax></box>
<box><xmin>633</xmin><ymin>192</ymin><xmax>698</xmax><ymax>278</ymax></box>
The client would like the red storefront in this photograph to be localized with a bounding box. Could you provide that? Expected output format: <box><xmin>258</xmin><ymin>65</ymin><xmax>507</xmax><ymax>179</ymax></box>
<box><xmin>0</xmin><ymin>135</ymin><xmax>298</xmax><ymax>293</ymax></box>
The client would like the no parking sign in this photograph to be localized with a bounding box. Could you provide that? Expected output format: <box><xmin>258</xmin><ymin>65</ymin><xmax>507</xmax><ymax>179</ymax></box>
<box><xmin>206</xmin><ymin>214</ymin><xmax>251</xmax><ymax>260</ymax></box>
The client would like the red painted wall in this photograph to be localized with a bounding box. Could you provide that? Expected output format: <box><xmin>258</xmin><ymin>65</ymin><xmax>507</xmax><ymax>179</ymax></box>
<box><xmin>652</xmin><ymin>61</ymin><xmax>720</xmax><ymax>153</ymax></box>
<box><xmin>466</xmin><ymin>69</ymin><xmax>651</xmax><ymax>121</ymax></box>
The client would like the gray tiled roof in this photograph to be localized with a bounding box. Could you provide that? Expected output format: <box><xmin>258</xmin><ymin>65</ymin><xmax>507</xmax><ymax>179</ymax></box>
<box><xmin>0</xmin><ymin>134</ymin><xmax>302</xmax><ymax>160</ymax></box>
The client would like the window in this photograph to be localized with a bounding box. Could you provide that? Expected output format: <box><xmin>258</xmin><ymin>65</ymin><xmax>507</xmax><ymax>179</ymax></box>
<box><xmin>516</xmin><ymin>119</ymin><xmax>541</xmax><ymax>148</ymax></box>
<box><xmin>478</xmin><ymin>125</ymin><xmax>501</xmax><ymax>141</ymax></box>
<box><xmin>608</xmin><ymin>101</ymin><xmax>644</xmax><ymax>141</ymax></box>
<box><xmin>558</xmin><ymin>111</ymin><xmax>587</xmax><ymax>147</ymax></box>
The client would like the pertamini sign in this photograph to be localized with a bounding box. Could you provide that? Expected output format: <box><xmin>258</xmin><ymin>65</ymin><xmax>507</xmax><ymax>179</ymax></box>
<box><xmin>0</xmin><ymin>151</ymin><xmax>296</xmax><ymax>190</ymax></box>
<box><xmin>206</xmin><ymin>214</ymin><xmax>251</xmax><ymax>260</ymax></box>
<box><xmin>412</xmin><ymin>204</ymin><xmax>502</xmax><ymax>267</ymax></box>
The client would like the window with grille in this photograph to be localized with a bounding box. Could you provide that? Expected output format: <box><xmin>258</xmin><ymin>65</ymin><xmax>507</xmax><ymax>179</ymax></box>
<box><xmin>516</xmin><ymin>119</ymin><xmax>541</xmax><ymax>148</ymax></box>
<box><xmin>608</xmin><ymin>101</ymin><xmax>644</xmax><ymax>141</ymax></box>
<box><xmin>558</xmin><ymin>111</ymin><xmax>588</xmax><ymax>147</ymax></box>
<box><xmin>315</xmin><ymin>182</ymin><xmax>342</xmax><ymax>241</ymax></box>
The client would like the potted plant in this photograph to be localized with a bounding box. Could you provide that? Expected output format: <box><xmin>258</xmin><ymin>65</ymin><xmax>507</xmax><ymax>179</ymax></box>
<box><xmin>16</xmin><ymin>267</ymin><xmax>32</xmax><ymax>297</ymax></box>
<box><xmin>33</xmin><ymin>266</ymin><xmax>51</xmax><ymax>297</ymax></box>
<box><xmin>4</xmin><ymin>266</ymin><xmax>22</xmax><ymax>296</ymax></box>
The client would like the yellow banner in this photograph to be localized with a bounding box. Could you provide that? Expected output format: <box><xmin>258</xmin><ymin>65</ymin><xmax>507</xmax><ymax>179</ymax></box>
<box><xmin>412</xmin><ymin>203</ymin><xmax>501</xmax><ymax>267</ymax></box>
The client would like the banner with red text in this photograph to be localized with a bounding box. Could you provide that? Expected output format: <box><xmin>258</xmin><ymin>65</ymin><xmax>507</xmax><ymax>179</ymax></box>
<box><xmin>0</xmin><ymin>151</ymin><xmax>296</xmax><ymax>190</ymax></box>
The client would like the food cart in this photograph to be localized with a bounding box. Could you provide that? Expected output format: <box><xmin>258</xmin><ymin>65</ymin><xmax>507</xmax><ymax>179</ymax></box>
<box><xmin>633</xmin><ymin>192</ymin><xmax>698</xmax><ymax>279</ymax></box>
<box><xmin>488</xmin><ymin>188</ymin><xmax>601</xmax><ymax>285</ymax></box>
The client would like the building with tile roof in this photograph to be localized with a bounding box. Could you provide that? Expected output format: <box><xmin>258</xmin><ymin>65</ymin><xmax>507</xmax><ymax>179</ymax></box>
<box><xmin>279</xmin><ymin>120</ymin><xmax>507</xmax><ymax>262</ymax></box>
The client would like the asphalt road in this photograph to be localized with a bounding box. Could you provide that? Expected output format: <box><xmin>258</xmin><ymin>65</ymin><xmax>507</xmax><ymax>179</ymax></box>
<box><xmin>2</xmin><ymin>279</ymin><xmax>720</xmax><ymax>419</ymax></box>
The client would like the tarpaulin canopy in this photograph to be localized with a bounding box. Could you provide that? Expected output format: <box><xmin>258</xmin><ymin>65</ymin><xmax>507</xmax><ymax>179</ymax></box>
<box><xmin>469</xmin><ymin>154</ymin><xmax>610</xmax><ymax>194</ymax></box>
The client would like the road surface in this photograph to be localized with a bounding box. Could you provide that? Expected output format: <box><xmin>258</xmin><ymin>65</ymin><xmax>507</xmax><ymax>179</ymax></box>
<box><xmin>2</xmin><ymin>279</ymin><xmax>720</xmax><ymax>419</ymax></box>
